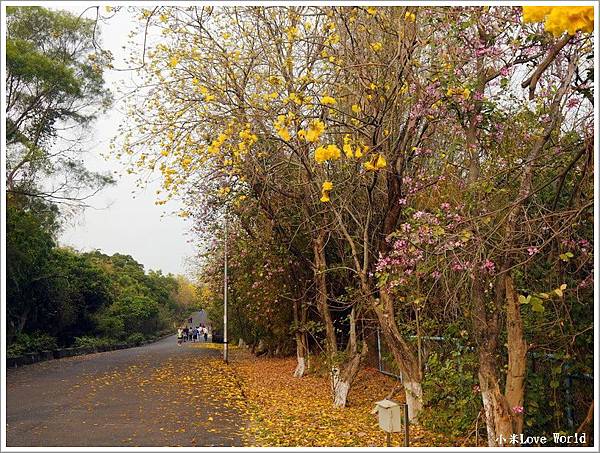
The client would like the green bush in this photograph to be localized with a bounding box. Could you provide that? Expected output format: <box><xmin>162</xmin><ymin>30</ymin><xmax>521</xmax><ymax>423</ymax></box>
<box><xmin>126</xmin><ymin>332</ymin><xmax>146</xmax><ymax>346</ymax></box>
<box><xmin>7</xmin><ymin>332</ymin><xmax>58</xmax><ymax>357</ymax></box>
<box><xmin>73</xmin><ymin>336</ymin><xmax>117</xmax><ymax>349</ymax></box>
<box><xmin>420</xmin><ymin>350</ymin><xmax>482</xmax><ymax>437</ymax></box>
<box><xmin>95</xmin><ymin>312</ymin><xmax>125</xmax><ymax>339</ymax></box>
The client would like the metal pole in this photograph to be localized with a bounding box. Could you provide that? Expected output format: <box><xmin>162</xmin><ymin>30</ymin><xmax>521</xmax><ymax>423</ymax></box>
<box><xmin>224</xmin><ymin>214</ymin><xmax>228</xmax><ymax>364</ymax></box>
<box><xmin>377</xmin><ymin>329</ymin><xmax>382</xmax><ymax>372</ymax></box>
<box><xmin>403</xmin><ymin>404</ymin><xmax>410</xmax><ymax>447</ymax></box>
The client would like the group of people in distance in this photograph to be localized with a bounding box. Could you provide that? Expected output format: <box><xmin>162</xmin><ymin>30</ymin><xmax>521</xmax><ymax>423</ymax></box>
<box><xmin>177</xmin><ymin>324</ymin><xmax>208</xmax><ymax>345</ymax></box>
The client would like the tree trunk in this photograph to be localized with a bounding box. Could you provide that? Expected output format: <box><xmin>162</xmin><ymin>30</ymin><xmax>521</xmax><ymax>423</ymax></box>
<box><xmin>313</xmin><ymin>230</ymin><xmax>337</xmax><ymax>354</ymax></box>
<box><xmin>314</xmin><ymin>229</ymin><xmax>356</xmax><ymax>406</ymax></box>
<box><xmin>331</xmin><ymin>342</ymin><xmax>368</xmax><ymax>408</ymax></box>
<box><xmin>12</xmin><ymin>311</ymin><xmax>29</xmax><ymax>342</ymax></box>
<box><xmin>373</xmin><ymin>289</ymin><xmax>423</xmax><ymax>420</ymax></box>
<box><xmin>331</xmin><ymin>363</ymin><xmax>354</xmax><ymax>408</ymax></box>
<box><xmin>293</xmin><ymin>329</ymin><xmax>308</xmax><ymax>378</ymax></box>
<box><xmin>504</xmin><ymin>274</ymin><xmax>527</xmax><ymax>435</ymax></box>
<box><xmin>329</xmin><ymin>306</ymin><xmax>369</xmax><ymax>408</ymax></box>
<box><xmin>470</xmin><ymin>276</ymin><xmax>514</xmax><ymax>446</ymax></box>
<box><xmin>294</xmin><ymin>353</ymin><xmax>307</xmax><ymax>378</ymax></box>
<box><xmin>403</xmin><ymin>380</ymin><xmax>424</xmax><ymax>422</ymax></box>
<box><xmin>8</xmin><ymin>305</ymin><xmax>31</xmax><ymax>342</ymax></box>
<box><xmin>255</xmin><ymin>338</ymin><xmax>267</xmax><ymax>356</ymax></box>
<box><xmin>479</xmin><ymin>349</ymin><xmax>514</xmax><ymax>446</ymax></box>
<box><xmin>466</xmin><ymin>117</ymin><xmax>481</xmax><ymax>184</ymax></box>
<box><xmin>292</xmin><ymin>298</ymin><xmax>308</xmax><ymax>377</ymax></box>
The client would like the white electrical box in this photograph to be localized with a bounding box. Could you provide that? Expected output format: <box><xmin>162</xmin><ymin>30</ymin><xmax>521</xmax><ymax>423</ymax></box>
<box><xmin>374</xmin><ymin>399</ymin><xmax>402</xmax><ymax>433</ymax></box>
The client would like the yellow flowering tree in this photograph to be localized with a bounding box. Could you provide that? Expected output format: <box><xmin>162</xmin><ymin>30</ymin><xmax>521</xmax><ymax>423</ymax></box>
<box><xmin>523</xmin><ymin>6</ymin><xmax>594</xmax><ymax>36</ymax></box>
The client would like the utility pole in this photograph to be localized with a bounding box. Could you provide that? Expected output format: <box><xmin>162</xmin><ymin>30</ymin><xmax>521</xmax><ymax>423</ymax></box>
<box><xmin>223</xmin><ymin>213</ymin><xmax>229</xmax><ymax>364</ymax></box>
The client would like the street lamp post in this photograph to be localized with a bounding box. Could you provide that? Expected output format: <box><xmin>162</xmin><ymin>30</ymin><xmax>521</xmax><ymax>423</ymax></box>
<box><xmin>223</xmin><ymin>213</ymin><xmax>229</xmax><ymax>364</ymax></box>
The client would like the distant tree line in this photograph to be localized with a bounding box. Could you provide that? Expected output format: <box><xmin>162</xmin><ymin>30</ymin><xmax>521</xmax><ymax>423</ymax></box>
<box><xmin>7</xmin><ymin>201</ymin><xmax>195</xmax><ymax>354</ymax></box>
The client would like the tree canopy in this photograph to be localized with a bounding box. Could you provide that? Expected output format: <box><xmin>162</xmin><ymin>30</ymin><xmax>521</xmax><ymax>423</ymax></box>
<box><xmin>6</xmin><ymin>6</ymin><xmax>114</xmax><ymax>205</ymax></box>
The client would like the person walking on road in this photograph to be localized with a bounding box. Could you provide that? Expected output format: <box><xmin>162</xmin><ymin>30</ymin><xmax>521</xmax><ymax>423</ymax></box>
<box><xmin>203</xmin><ymin>326</ymin><xmax>208</xmax><ymax>342</ymax></box>
<box><xmin>177</xmin><ymin>327</ymin><xmax>183</xmax><ymax>346</ymax></box>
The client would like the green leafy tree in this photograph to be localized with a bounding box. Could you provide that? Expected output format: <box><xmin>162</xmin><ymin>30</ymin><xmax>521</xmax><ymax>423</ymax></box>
<box><xmin>5</xmin><ymin>204</ymin><xmax>55</xmax><ymax>341</ymax></box>
<box><xmin>5</xmin><ymin>6</ymin><xmax>113</xmax><ymax>204</ymax></box>
<box><xmin>43</xmin><ymin>248</ymin><xmax>114</xmax><ymax>342</ymax></box>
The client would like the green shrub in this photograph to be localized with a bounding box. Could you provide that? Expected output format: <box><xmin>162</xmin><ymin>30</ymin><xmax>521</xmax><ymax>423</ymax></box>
<box><xmin>126</xmin><ymin>332</ymin><xmax>146</xmax><ymax>346</ymax></box>
<box><xmin>73</xmin><ymin>336</ymin><xmax>117</xmax><ymax>349</ymax></box>
<box><xmin>420</xmin><ymin>350</ymin><xmax>482</xmax><ymax>437</ymax></box>
<box><xmin>7</xmin><ymin>343</ymin><xmax>27</xmax><ymax>358</ymax></box>
<box><xmin>95</xmin><ymin>312</ymin><xmax>125</xmax><ymax>339</ymax></box>
<box><xmin>7</xmin><ymin>332</ymin><xmax>58</xmax><ymax>357</ymax></box>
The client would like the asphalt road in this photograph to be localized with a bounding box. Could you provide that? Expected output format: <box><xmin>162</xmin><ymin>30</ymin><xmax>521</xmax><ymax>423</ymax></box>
<box><xmin>5</xmin><ymin>335</ymin><xmax>245</xmax><ymax>447</ymax></box>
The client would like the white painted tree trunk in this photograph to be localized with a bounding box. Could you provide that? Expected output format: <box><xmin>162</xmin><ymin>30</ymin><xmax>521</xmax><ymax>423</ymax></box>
<box><xmin>478</xmin><ymin>361</ymin><xmax>514</xmax><ymax>446</ymax></box>
<box><xmin>293</xmin><ymin>356</ymin><xmax>306</xmax><ymax>378</ymax></box>
<box><xmin>293</xmin><ymin>329</ymin><xmax>308</xmax><ymax>378</ymax></box>
<box><xmin>481</xmin><ymin>388</ymin><xmax>499</xmax><ymax>446</ymax></box>
<box><xmin>331</xmin><ymin>367</ymin><xmax>351</xmax><ymax>408</ymax></box>
<box><xmin>403</xmin><ymin>380</ymin><xmax>423</xmax><ymax>422</ymax></box>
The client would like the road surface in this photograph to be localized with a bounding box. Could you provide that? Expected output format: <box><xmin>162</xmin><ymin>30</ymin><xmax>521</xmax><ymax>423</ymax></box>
<box><xmin>6</xmin><ymin>334</ymin><xmax>245</xmax><ymax>447</ymax></box>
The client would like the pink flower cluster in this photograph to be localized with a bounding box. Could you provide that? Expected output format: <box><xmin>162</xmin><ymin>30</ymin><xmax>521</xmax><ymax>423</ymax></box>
<box><xmin>480</xmin><ymin>259</ymin><xmax>495</xmax><ymax>273</ymax></box>
<box><xmin>377</xmin><ymin>207</ymin><xmax>459</xmax><ymax>286</ymax></box>
<box><xmin>578</xmin><ymin>274</ymin><xmax>593</xmax><ymax>289</ymax></box>
<box><xmin>376</xmin><ymin>202</ymin><xmax>508</xmax><ymax>290</ymax></box>
<box><xmin>451</xmin><ymin>261</ymin><xmax>471</xmax><ymax>271</ymax></box>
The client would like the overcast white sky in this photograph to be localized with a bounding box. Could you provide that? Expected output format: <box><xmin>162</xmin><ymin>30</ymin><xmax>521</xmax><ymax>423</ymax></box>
<box><xmin>56</xmin><ymin>5</ymin><xmax>196</xmax><ymax>277</ymax></box>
